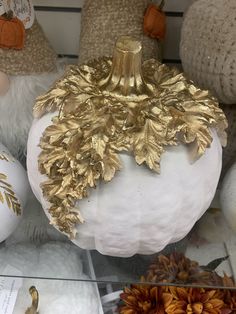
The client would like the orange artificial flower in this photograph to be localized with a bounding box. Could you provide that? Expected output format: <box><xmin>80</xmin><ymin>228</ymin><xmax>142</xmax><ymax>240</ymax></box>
<box><xmin>120</xmin><ymin>283</ymin><xmax>166</xmax><ymax>314</ymax></box>
<box><xmin>164</xmin><ymin>287</ymin><xmax>225</xmax><ymax>314</ymax></box>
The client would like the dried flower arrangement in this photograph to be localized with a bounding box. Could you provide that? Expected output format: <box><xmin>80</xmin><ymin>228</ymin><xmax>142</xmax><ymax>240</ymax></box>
<box><xmin>119</xmin><ymin>253</ymin><xmax>236</xmax><ymax>314</ymax></box>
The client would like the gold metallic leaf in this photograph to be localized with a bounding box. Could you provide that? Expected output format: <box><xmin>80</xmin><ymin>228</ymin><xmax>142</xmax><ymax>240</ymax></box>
<box><xmin>0</xmin><ymin>152</ymin><xmax>15</xmax><ymax>162</ymax></box>
<box><xmin>0</xmin><ymin>173</ymin><xmax>21</xmax><ymax>215</ymax></box>
<box><xmin>25</xmin><ymin>286</ymin><xmax>39</xmax><ymax>314</ymax></box>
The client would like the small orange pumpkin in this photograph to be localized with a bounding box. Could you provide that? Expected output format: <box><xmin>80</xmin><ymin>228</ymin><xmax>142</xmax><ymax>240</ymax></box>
<box><xmin>143</xmin><ymin>3</ymin><xmax>166</xmax><ymax>40</ymax></box>
<box><xmin>0</xmin><ymin>14</ymin><xmax>25</xmax><ymax>50</ymax></box>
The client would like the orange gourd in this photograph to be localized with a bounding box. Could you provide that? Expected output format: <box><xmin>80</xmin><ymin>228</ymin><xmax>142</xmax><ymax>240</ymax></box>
<box><xmin>0</xmin><ymin>14</ymin><xmax>25</xmax><ymax>50</ymax></box>
<box><xmin>143</xmin><ymin>3</ymin><xmax>166</xmax><ymax>40</ymax></box>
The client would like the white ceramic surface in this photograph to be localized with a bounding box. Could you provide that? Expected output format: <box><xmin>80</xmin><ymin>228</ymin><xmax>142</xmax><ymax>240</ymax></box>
<box><xmin>27</xmin><ymin>112</ymin><xmax>222</xmax><ymax>257</ymax></box>
<box><xmin>0</xmin><ymin>143</ymin><xmax>29</xmax><ymax>242</ymax></box>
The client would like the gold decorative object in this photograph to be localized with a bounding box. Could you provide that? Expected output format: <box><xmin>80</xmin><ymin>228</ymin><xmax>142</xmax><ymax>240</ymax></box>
<box><xmin>0</xmin><ymin>151</ymin><xmax>14</xmax><ymax>162</ymax></box>
<box><xmin>0</xmin><ymin>172</ymin><xmax>21</xmax><ymax>215</ymax></box>
<box><xmin>34</xmin><ymin>36</ymin><xmax>227</xmax><ymax>238</ymax></box>
<box><xmin>25</xmin><ymin>286</ymin><xmax>39</xmax><ymax>314</ymax></box>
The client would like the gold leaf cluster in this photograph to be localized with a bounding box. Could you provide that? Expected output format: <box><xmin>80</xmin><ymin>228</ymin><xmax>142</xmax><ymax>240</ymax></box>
<box><xmin>25</xmin><ymin>286</ymin><xmax>39</xmax><ymax>314</ymax></box>
<box><xmin>34</xmin><ymin>58</ymin><xmax>227</xmax><ymax>238</ymax></box>
<box><xmin>0</xmin><ymin>173</ymin><xmax>21</xmax><ymax>215</ymax></box>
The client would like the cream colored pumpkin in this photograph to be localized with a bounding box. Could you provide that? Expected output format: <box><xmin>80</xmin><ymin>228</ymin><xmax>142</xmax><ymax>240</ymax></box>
<box><xmin>0</xmin><ymin>143</ymin><xmax>29</xmax><ymax>242</ymax></box>
<box><xmin>27</xmin><ymin>37</ymin><xmax>226</xmax><ymax>257</ymax></box>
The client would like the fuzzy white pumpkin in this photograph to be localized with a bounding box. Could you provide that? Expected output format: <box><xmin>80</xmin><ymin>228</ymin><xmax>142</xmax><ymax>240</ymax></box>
<box><xmin>0</xmin><ymin>242</ymin><xmax>100</xmax><ymax>314</ymax></box>
<box><xmin>0</xmin><ymin>71</ymin><xmax>62</xmax><ymax>160</ymax></box>
<box><xmin>27</xmin><ymin>37</ymin><xmax>225</xmax><ymax>257</ymax></box>
<box><xmin>0</xmin><ymin>143</ymin><xmax>29</xmax><ymax>242</ymax></box>
<box><xmin>220</xmin><ymin>162</ymin><xmax>236</xmax><ymax>231</ymax></box>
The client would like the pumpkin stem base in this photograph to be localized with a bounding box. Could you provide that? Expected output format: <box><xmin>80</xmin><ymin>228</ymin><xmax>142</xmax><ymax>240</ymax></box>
<box><xmin>99</xmin><ymin>36</ymin><xmax>154</xmax><ymax>97</ymax></box>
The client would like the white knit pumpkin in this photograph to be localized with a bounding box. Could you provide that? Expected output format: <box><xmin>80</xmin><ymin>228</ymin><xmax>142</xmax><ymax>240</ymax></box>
<box><xmin>0</xmin><ymin>143</ymin><xmax>29</xmax><ymax>242</ymax></box>
<box><xmin>220</xmin><ymin>162</ymin><xmax>236</xmax><ymax>231</ymax></box>
<box><xmin>27</xmin><ymin>112</ymin><xmax>222</xmax><ymax>257</ymax></box>
<box><xmin>180</xmin><ymin>0</ymin><xmax>236</xmax><ymax>104</ymax></box>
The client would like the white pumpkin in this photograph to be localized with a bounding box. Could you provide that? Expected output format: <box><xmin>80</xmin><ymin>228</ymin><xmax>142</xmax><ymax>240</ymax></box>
<box><xmin>220</xmin><ymin>162</ymin><xmax>236</xmax><ymax>231</ymax></box>
<box><xmin>27</xmin><ymin>118</ymin><xmax>222</xmax><ymax>256</ymax></box>
<box><xmin>0</xmin><ymin>143</ymin><xmax>29</xmax><ymax>242</ymax></box>
<box><xmin>27</xmin><ymin>37</ymin><xmax>226</xmax><ymax>257</ymax></box>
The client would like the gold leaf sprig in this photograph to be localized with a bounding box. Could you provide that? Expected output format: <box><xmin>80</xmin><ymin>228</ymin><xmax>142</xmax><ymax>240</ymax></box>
<box><xmin>35</xmin><ymin>58</ymin><xmax>227</xmax><ymax>238</ymax></box>
<box><xmin>0</xmin><ymin>173</ymin><xmax>21</xmax><ymax>215</ymax></box>
<box><xmin>25</xmin><ymin>286</ymin><xmax>39</xmax><ymax>314</ymax></box>
<box><xmin>0</xmin><ymin>151</ymin><xmax>15</xmax><ymax>162</ymax></box>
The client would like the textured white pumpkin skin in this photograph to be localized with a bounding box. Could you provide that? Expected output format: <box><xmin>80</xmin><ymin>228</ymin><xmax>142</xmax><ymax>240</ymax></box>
<box><xmin>0</xmin><ymin>143</ymin><xmax>29</xmax><ymax>242</ymax></box>
<box><xmin>27</xmin><ymin>112</ymin><xmax>222</xmax><ymax>257</ymax></box>
<box><xmin>220</xmin><ymin>163</ymin><xmax>236</xmax><ymax>231</ymax></box>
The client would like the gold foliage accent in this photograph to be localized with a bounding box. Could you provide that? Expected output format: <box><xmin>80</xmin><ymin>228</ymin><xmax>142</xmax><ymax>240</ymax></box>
<box><xmin>0</xmin><ymin>173</ymin><xmax>21</xmax><ymax>215</ymax></box>
<box><xmin>34</xmin><ymin>58</ymin><xmax>227</xmax><ymax>238</ymax></box>
<box><xmin>25</xmin><ymin>286</ymin><xmax>39</xmax><ymax>314</ymax></box>
<box><xmin>0</xmin><ymin>152</ymin><xmax>15</xmax><ymax>162</ymax></box>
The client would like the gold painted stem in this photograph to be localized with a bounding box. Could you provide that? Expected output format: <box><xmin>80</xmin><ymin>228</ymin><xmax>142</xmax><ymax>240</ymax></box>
<box><xmin>25</xmin><ymin>286</ymin><xmax>39</xmax><ymax>314</ymax></box>
<box><xmin>100</xmin><ymin>36</ymin><xmax>153</xmax><ymax>96</ymax></box>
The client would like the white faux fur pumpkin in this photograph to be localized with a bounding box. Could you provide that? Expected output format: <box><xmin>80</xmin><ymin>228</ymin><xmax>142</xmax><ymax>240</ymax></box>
<box><xmin>27</xmin><ymin>110</ymin><xmax>222</xmax><ymax>257</ymax></box>
<box><xmin>0</xmin><ymin>242</ymin><xmax>100</xmax><ymax>314</ymax></box>
<box><xmin>0</xmin><ymin>71</ymin><xmax>62</xmax><ymax>160</ymax></box>
<box><xmin>220</xmin><ymin>162</ymin><xmax>236</xmax><ymax>231</ymax></box>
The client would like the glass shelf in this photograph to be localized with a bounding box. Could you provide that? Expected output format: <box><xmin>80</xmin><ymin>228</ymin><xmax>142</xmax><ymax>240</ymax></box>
<box><xmin>0</xmin><ymin>191</ymin><xmax>235</xmax><ymax>288</ymax></box>
<box><xmin>0</xmin><ymin>191</ymin><xmax>236</xmax><ymax>313</ymax></box>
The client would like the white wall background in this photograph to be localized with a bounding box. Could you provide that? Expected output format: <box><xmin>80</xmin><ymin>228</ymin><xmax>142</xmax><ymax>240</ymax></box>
<box><xmin>33</xmin><ymin>0</ymin><xmax>196</xmax><ymax>64</ymax></box>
